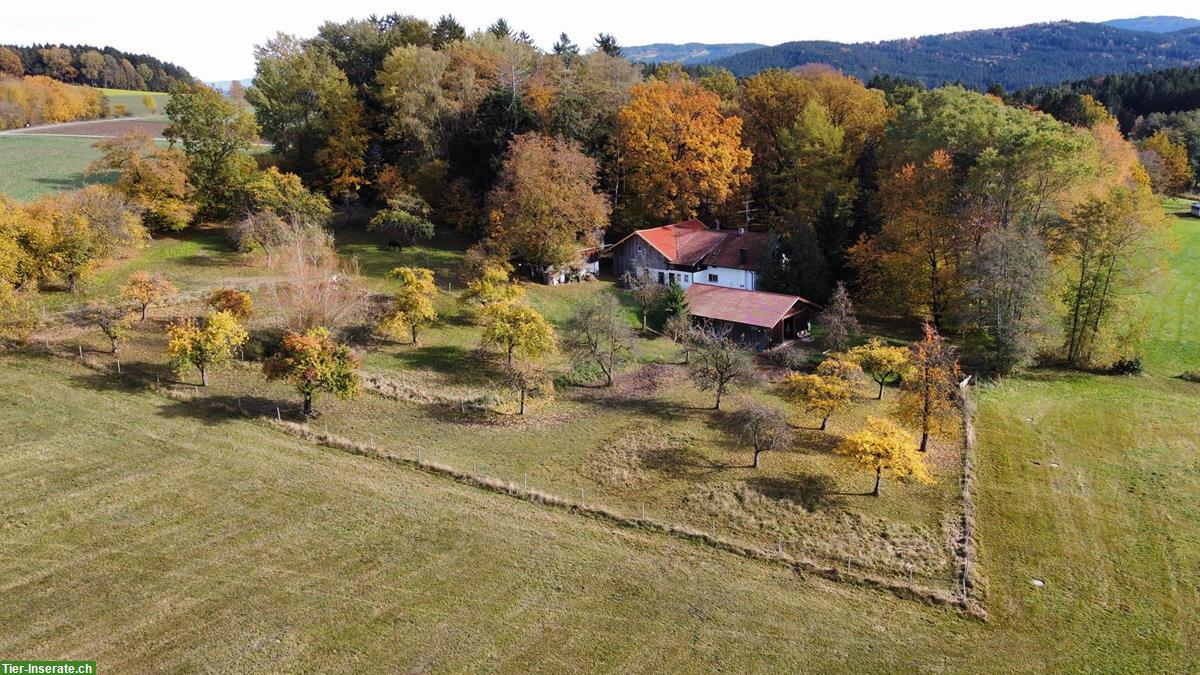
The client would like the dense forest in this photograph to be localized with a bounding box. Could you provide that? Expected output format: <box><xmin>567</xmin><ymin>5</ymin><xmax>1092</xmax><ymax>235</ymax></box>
<box><xmin>707</xmin><ymin>21</ymin><xmax>1200</xmax><ymax>89</ymax></box>
<box><xmin>1</xmin><ymin>13</ymin><xmax>1184</xmax><ymax>378</ymax></box>
<box><xmin>0</xmin><ymin>44</ymin><xmax>193</xmax><ymax>92</ymax></box>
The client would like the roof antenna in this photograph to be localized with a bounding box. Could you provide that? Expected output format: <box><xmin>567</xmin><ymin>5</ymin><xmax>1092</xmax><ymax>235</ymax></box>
<box><xmin>739</xmin><ymin>198</ymin><xmax>757</xmax><ymax>228</ymax></box>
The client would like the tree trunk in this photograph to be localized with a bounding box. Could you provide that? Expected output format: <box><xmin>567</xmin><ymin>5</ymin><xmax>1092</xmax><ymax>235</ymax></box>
<box><xmin>303</xmin><ymin>392</ymin><xmax>314</xmax><ymax>418</ymax></box>
<box><xmin>820</xmin><ymin>414</ymin><xmax>829</xmax><ymax>431</ymax></box>
<box><xmin>68</xmin><ymin>274</ymin><xmax>78</xmax><ymax>293</ymax></box>
<box><xmin>920</xmin><ymin>431</ymin><xmax>929</xmax><ymax>453</ymax></box>
<box><xmin>200</xmin><ymin>365</ymin><xmax>207</xmax><ymax>387</ymax></box>
<box><xmin>877</xmin><ymin>379</ymin><xmax>885</xmax><ymax>400</ymax></box>
<box><xmin>110</xmin><ymin>337</ymin><xmax>118</xmax><ymax>354</ymax></box>
<box><xmin>141</xmin><ymin>304</ymin><xmax>148</xmax><ymax>321</ymax></box>
<box><xmin>752</xmin><ymin>447</ymin><xmax>761</xmax><ymax>469</ymax></box>
<box><xmin>507</xmin><ymin>344</ymin><xmax>514</xmax><ymax>367</ymax></box>
<box><xmin>873</xmin><ymin>467</ymin><xmax>882</xmax><ymax>497</ymax></box>
<box><xmin>519</xmin><ymin>386</ymin><xmax>526</xmax><ymax>415</ymax></box>
<box><xmin>411</xmin><ymin>324</ymin><xmax>419</xmax><ymax>346</ymax></box>
<box><xmin>714</xmin><ymin>388</ymin><xmax>722</xmax><ymax>410</ymax></box>
<box><xmin>641</xmin><ymin>310</ymin><xmax>648</xmax><ymax>330</ymax></box>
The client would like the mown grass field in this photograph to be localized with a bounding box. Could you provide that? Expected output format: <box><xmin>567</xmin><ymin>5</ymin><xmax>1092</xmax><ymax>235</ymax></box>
<box><xmin>0</xmin><ymin>204</ymin><xmax>1197</xmax><ymax>669</ymax></box>
<box><xmin>0</xmin><ymin>135</ymin><xmax>113</xmax><ymax>201</ymax></box>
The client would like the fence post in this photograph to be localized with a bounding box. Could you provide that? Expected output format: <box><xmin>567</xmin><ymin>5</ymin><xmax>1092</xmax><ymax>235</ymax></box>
<box><xmin>78</xmin><ymin>345</ymin><xmax>83</xmax><ymax>358</ymax></box>
<box><xmin>116</xmin><ymin>360</ymin><xmax>121</xmax><ymax>374</ymax></box>
<box><xmin>276</xmin><ymin>406</ymin><xmax>281</xmax><ymax>422</ymax></box>
<box><xmin>640</xmin><ymin>503</ymin><xmax>645</xmax><ymax>520</ymax></box>
<box><xmin>523</xmin><ymin>473</ymin><xmax>528</xmax><ymax>490</ymax></box>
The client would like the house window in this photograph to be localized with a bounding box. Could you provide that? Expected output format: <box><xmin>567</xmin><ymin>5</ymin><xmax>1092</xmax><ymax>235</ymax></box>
<box><xmin>708</xmin><ymin>273</ymin><xmax>718</xmax><ymax>283</ymax></box>
<box><xmin>657</xmin><ymin>271</ymin><xmax>665</xmax><ymax>284</ymax></box>
<box><xmin>669</xmin><ymin>272</ymin><xmax>676</xmax><ymax>284</ymax></box>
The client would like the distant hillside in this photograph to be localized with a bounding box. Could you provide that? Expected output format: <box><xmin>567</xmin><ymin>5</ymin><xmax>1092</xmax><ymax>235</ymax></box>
<box><xmin>708</xmin><ymin>21</ymin><xmax>1200</xmax><ymax>90</ymax></box>
<box><xmin>1011</xmin><ymin>64</ymin><xmax>1200</xmax><ymax>130</ymax></box>
<box><xmin>623</xmin><ymin>42</ymin><xmax>765</xmax><ymax>65</ymax></box>
<box><xmin>0</xmin><ymin>44</ymin><xmax>193</xmax><ymax>92</ymax></box>
<box><xmin>1102</xmin><ymin>16</ymin><xmax>1200</xmax><ymax>33</ymax></box>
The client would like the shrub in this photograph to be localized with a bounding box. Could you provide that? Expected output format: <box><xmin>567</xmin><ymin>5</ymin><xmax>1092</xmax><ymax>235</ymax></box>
<box><xmin>1108</xmin><ymin>356</ymin><xmax>1143</xmax><ymax>375</ymax></box>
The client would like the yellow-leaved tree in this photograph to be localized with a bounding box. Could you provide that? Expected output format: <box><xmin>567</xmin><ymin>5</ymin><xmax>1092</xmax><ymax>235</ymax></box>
<box><xmin>379</xmin><ymin>267</ymin><xmax>438</xmax><ymax>345</ymax></box>
<box><xmin>896</xmin><ymin>322</ymin><xmax>961</xmax><ymax>452</ymax></box>
<box><xmin>480</xmin><ymin>301</ymin><xmax>556</xmax><ymax>368</ymax></box>
<box><xmin>120</xmin><ymin>272</ymin><xmax>176</xmax><ymax>321</ymax></box>
<box><xmin>614</xmin><ymin>79</ymin><xmax>751</xmax><ymax>223</ymax></box>
<box><xmin>780</xmin><ymin>373</ymin><xmax>851</xmax><ymax>431</ymax></box>
<box><xmin>847</xmin><ymin>338</ymin><xmax>911</xmax><ymax>400</ymax></box>
<box><xmin>837</xmin><ymin>417</ymin><xmax>933</xmax><ymax>497</ymax></box>
<box><xmin>166</xmin><ymin>311</ymin><xmax>248</xmax><ymax>386</ymax></box>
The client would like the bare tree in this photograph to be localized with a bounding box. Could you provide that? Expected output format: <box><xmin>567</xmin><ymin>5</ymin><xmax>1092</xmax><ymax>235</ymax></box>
<box><xmin>563</xmin><ymin>292</ymin><xmax>634</xmax><ymax>387</ymax></box>
<box><xmin>817</xmin><ymin>282</ymin><xmax>860</xmax><ymax>352</ymax></box>
<box><xmin>730</xmin><ymin>402</ymin><xmax>794</xmax><ymax>468</ymax></box>
<box><xmin>688</xmin><ymin>324</ymin><xmax>754</xmax><ymax>410</ymax></box>
<box><xmin>269</xmin><ymin>234</ymin><xmax>371</xmax><ymax>332</ymax></box>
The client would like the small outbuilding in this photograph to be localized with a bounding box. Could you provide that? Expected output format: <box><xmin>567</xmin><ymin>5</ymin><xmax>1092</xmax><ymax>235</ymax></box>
<box><xmin>685</xmin><ymin>284</ymin><xmax>820</xmax><ymax>350</ymax></box>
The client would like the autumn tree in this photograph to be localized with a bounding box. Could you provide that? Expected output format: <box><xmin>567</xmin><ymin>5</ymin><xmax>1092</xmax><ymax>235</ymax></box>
<box><xmin>231</xmin><ymin>167</ymin><xmax>331</xmax><ymax>264</ymax></box>
<box><xmin>897</xmin><ymin>322</ymin><xmax>961</xmax><ymax>452</ymax></box>
<box><xmin>615</xmin><ymin>79</ymin><xmax>750</xmax><ymax>222</ymax></box>
<box><xmin>247</xmin><ymin>34</ymin><xmax>368</xmax><ymax>198</ymax></box>
<box><xmin>459</xmin><ymin>254</ymin><xmax>523</xmax><ymax>306</ymax></box>
<box><xmin>487</xmin><ymin>132</ymin><xmax>609</xmax><ymax>271</ymax></box>
<box><xmin>141</xmin><ymin>94</ymin><xmax>157</xmax><ymax>114</ymax></box>
<box><xmin>850</xmin><ymin>150</ymin><xmax>959</xmax><ymax>328</ymax></box>
<box><xmin>263</xmin><ymin>327</ymin><xmax>361</xmax><ymax>418</ymax></box>
<box><xmin>0</xmin><ymin>48</ymin><xmax>23</xmax><ymax>77</ymax></box>
<box><xmin>563</xmin><ymin>292</ymin><xmax>634</xmax><ymax>387</ymax></box>
<box><xmin>379</xmin><ymin>267</ymin><xmax>438</xmax><ymax>345</ymax></box>
<box><xmin>688</xmin><ymin>325</ymin><xmax>754</xmax><ymax>410</ymax></box>
<box><xmin>594</xmin><ymin>34</ymin><xmax>621</xmax><ymax>57</ymax></box>
<box><xmin>848</xmin><ymin>338</ymin><xmax>910</xmax><ymax>400</ymax></box>
<box><xmin>90</xmin><ymin>133</ymin><xmax>195</xmax><ymax>232</ymax></box>
<box><xmin>481</xmin><ymin>301</ymin><xmax>555</xmax><ymax>367</ymax></box>
<box><xmin>0</xmin><ymin>282</ymin><xmax>34</xmax><ymax>343</ymax></box>
<box><xmin>208</xmin><ymin>288</ymin><xmax>253</xmax><ymax>320</ymax></box>
<box><xmin>730</xmin><ymin>402</ymin><xmax>794</xmax><ymax>469</ymax></box>
<box><xmin>166</xmin><ymin>310</ymin><xmax>249</xmax><ymax>386</ymax></box>
<box><xmin>506</xmin><ymin>356</ymin><xmax>555</xmax><ymax>415</ymax></box>
<box><xmin>164</xmin><ymin>82</ymin><xmax>258</xmax><ymax>218</ymax></box>
<box><xmin>120</xmin><ymin>272</ymin><xmax>176</xmax><ymax>321</ymax></box>
<box><xmin>815</xmin><ymin>354</ymin><xmax>863</xmax><ymax>383</ymax></box>
<box><xmin>781</xmin><ymin>373</ymin><xmax>851</xmax><ymax>431</ymax></box>
<box><xmin>1138</xmin><ymin>130</ymin><xmax>1193</xmax><ymax>195</ymax></box>
<box><xmin>817</xmin><ymin>282</ymin><xmax>859</xmax><ymax>352</ymax></box>
<box><xmin>836</xmin><ymin>417</ymin><xmax>933</xmax><ymax>497</ymax></box>
<box><xmin>1056</xmin><ymin>185</ymin><xmax>1165</xmax><ymax>368</ymax></box>
<box><xmin>73</xmin><ymin>302</ymin><xmax>132</xmax><ymax>354</ymax></box>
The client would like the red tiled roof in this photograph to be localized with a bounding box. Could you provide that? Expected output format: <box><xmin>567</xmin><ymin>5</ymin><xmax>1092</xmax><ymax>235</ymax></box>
<box><xmin>703</xmin><ymin>231</ymin><xmax>770</xmax><ymax>270</ymax></box>
<box><xmin>615</xmin><ymin>220</ymin><xmax>769</xmax><ymax>270</ymax></box>
<box><xmin>686</xmin><ymin>284</ymin><xmax>817</xmax><ymax>329</ymax></box>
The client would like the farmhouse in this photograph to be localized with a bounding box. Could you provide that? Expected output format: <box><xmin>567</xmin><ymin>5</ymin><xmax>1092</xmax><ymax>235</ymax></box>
<box><xmin>686</xmin><ymin>284</ymin><xmax>820</xmax><ymax>350</ymax></box>
<box><xmin>610</xmin><ymin>220</ymin><xmax>769</xmax><ymax>291</ymax></box>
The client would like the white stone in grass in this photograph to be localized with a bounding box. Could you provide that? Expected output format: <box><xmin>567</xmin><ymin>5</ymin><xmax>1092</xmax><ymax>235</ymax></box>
<box><xmin>1031</xmin><ymin>578</ymin><xmax>1045</xmax><ymax>588</ymax></box>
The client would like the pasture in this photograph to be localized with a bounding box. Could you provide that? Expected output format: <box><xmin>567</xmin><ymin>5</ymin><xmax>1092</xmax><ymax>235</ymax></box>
<box><xmin>98</xmin><ymin>88</ymin><xmax>170</xmax><ymax>117</ymax></box>
<box><xmin>0</xmin><ymin>135</ymin><xmax>112</xmax><ymax>201</ymax></box>
<box><xmin>0</xmin><ymin>202</ymin><xmax>1196</xmax><ymax>669</ymax></box>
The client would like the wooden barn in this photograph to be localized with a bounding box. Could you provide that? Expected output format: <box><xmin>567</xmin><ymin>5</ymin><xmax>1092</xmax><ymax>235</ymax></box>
<box><xmin>685</xmin><ymin>284</ymin><xmax>820</xmax><ymax>350</ymax></box>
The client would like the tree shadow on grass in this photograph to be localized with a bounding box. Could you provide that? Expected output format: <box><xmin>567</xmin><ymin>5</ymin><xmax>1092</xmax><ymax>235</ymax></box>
<box><xmin>744</xmin><ymin>473</ymin><xmax>845</xmax><ymax>511</ymax></box>
<box><xmin>154</xmin><ymin>393</ymin><xmax>283</xmax><ymax>426</ymax></box>
<box><xmin>391</xmin><ymin>344</ymin><xmax>496</xmax><ymax>387</ymax></box>
<box><xmin>791</xmin><ymin>427</ymin><xmax>843</xmax><ymax>456</ymax></box>
<box><xmin>641</xmin><ymin>444</ymin><xmax>731</xmax><ymax>479</ymax></box>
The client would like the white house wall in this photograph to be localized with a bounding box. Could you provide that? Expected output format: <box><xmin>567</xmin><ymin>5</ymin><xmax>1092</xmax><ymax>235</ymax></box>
<box><xmin>694</xmin><ymin>266</ymin><xmax>756</xmax><ymax>291</ymax></box>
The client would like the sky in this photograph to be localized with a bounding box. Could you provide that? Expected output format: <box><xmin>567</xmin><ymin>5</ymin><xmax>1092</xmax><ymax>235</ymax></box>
<box><xmin>3</xmin><ymin>0</ymin><xmax>1199</xmax><ymax>81</ymax></box>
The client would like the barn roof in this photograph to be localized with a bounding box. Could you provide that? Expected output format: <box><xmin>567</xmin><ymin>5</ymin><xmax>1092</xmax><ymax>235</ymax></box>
<box><xmin>612</xmin><ymin>220</ymin><xmax>769</xmax><ymax>270</ymax></box>
<box><xmin>685</xmin><ymin>285</ymin><xmax>818</xmax><ymax>329</ymax></box>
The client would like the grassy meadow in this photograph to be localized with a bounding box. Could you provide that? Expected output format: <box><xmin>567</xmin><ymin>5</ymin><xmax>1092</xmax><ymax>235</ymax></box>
<box><xmin>0</xmin><ymin>135</ymin><xmax>113</xmax><ymax>201</ymax></box>
<box><xmin>99</xmin><ymin>88</ymin><xmax>170</xmax><ymax>117</ymax></box>
<box><xmin>0</xmin><ymin>203</ymin><xmax>1197</xmax><ymax>669</ymax></box>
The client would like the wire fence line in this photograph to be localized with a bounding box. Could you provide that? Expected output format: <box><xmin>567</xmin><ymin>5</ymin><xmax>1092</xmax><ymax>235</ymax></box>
<box><xmin>29</xmin><ymin>340</ymin><xmax>985</xmax><ymax>617</ymax></box>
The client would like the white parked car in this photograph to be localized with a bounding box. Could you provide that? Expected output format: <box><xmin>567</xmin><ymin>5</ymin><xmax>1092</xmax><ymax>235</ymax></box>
<box><xmin>1192</xmin><ymin>202</ymin><xmax>1200</xmax><ymax>217</ymax></box>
